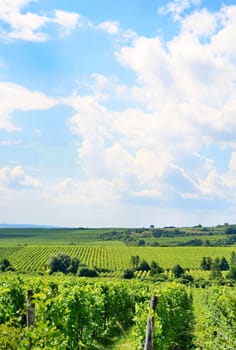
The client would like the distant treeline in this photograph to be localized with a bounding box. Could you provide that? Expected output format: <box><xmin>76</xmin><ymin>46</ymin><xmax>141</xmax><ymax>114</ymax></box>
<box><xmin>97</xmin><ymin>224</ymin><xmax>236</xmax><ymax>247</ymax></box>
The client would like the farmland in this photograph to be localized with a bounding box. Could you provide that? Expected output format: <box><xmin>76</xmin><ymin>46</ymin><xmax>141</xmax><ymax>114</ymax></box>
<box><xmin>1</xmin><ymin>226</ymin><xmax>236</xmax><ymax>349</ymax></box>
<box><xmin>0</xmin><ymin>226</ymin><xmax>236</xmax><ymax>274</ymax></box>
<box><xmin>1</xmin><ymin>244</ymin><xmax>236</xmax><ymax>273</ymax></box>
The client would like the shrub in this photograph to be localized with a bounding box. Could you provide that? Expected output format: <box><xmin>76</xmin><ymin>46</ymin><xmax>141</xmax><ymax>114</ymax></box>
<box><xmin>123</xmin><ymin>269</ymin><xmax>134</xmax><ymax>279</ymax></box>
<box><xmin>78</xmin><ymin>267</ymin><xmax>98</xmax><ymax>277</ymax></box>
<box><xmin>172</xmin><ymin>264</ymin><xmax>185</xmax><ymax>278</ymax></box>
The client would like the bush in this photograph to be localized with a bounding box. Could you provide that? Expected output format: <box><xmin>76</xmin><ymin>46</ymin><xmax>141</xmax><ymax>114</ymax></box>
<box><xmin>178</xmin><ymin>274</ymin><xmax>194</xmax><ymax>285</ymax></box>
<box><xmin>137</xmin><ymin>260</ymin><xmax>150</xmax><ymax>271</ymax></box>
<box><xmin>226</xmin><ymin>266</ymin><xmax>236</xmax><ymax>280</ymax></box>
<box><xmin>172</xmin><ymin>264</ymin><xmax>185</xmax><ymax>278</ymax></box>
<box><xmin>78</xmin><ymin>267</ymin><xmax>98</xmax><ymax>277</ymax></box>
<box><xmin>150</xmin><ymin>261</ymin><xmax>164</xmax><ymax>275</ymax></box>
<box><xmin>123</xmin><ymin>269</ymin><xmax>134</xmax><ymax>279</ymax></box>
<box><xmin>0</xmin><ymin>259</ymin><xmax>14</xmax><ymax>272</ymax></box>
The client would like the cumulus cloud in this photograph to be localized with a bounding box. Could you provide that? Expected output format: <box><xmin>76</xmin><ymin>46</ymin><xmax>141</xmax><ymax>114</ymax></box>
<box><xmin>0</xmin><ymin>0</ymin><xmax>81</xmax><ymax>41</ymax></box>
<box><xmin>54</xmin><ymin>10</ymin><xmax>82</xmax><ymax>36</ymax></box>
<box><xmin>158</xmin><ymin>0</ymin><xmax>203</xmax><ymax>20</ymax></box>
<box><xmin>62</xmin><ymin>4</ymin><xmax>236</xmax><ymax>208</ymax></box>
<box><xmin>0</xmin><ymin>82</ymin><xmax>57</xmax><ymax>131</ymax></box>
<box><xmin>0</xmin><ymin>166</ymin><xmax>42</xmax><ymax>189</ymax></box>
<box><xmin>97</xmin><ymin>21</ymin><xmax>120</xmax><ymax>35</ymax></box>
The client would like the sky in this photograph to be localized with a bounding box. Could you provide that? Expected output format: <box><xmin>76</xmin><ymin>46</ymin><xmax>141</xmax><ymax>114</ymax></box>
<box><xmin>0</xmin><ymin>0</ymin><xmax>236</xmax><ymax>227</ymax></box>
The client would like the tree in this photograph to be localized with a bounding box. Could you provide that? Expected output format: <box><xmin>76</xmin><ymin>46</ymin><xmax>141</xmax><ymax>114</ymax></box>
<box><xmin>0</xmin><ymin>259</ymin><xmax>14</xmax><ymax>272</ymax></box>
<box><xmin>137</xmin><ymin>260</ymin><xmax>150</xmax><ymax>271</ymax></box>
<box><xmin>137</xmin><ymin>239</ymin><xmax>145</xmax><ymax>246</ymax></box>
<box><xmin>200</xmin><ymin>257</ymin><xmax>212</xmax><ymax>271</ymax></box>
<box><xmin>209</xmin><ymin>258</ymin><xmax>222</xmax><ymax>279</ymax></box>
<box><xmin>68</xmin><ymin>257</ymin><xmax>80</xmax><ymax>274</ymax></box>
<box><xmin>227</xmin><ymin>267</ymin><xmax>236</xmax><ymax>280</ymax></box>
<box><xmin>150</xmin><ymin>261</ymin><xmax>164</xmax><ymax>275</ymax></box>
<box><xmin>219</xmin><ymin>256</ymin><xmax>229</xmax><ymax>271</ymax></box>
<box><xmin>172</xmin><ymin>264</ymin><xmax>184</xmax><ymax>278</ymax></box>
<box><xmin>130</xmin><ymin>255</ymin><xmax>140</xmax><ymax>270</ymax></box>
<box><xmin>230</xmin><ymin>251</ymin><xmax>236</xmax><ymax>267</ymax></box>
<box><xmin>48</xmin><ymin>254</ymin><xmax>80</xmax><ymax>274</ymax></box>
<box><xmin>123</xmin><ymin>269</ymin><xmax>134</xmax><ymax>279</ymax></box>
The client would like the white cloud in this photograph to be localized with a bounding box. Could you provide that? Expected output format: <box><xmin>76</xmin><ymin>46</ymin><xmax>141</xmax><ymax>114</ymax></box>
<box><xmin>158</xmin><ymin>0</ymin><xmax>203</xmax><ymax>20</ymax></box>
<box><xmin>54</xmin><ymin>10</ymin><xmax>82</xmax><ymax>36</ymax></box>
<box><xmin>6</xmin><ymin>12</ymin><xmax>48</xmax><ymax>41</ymax></box>
<box><xmin>0</xmin><ymin>166</ymin><xmax>42</xmax><ymax>189</ymax></box>
<box><xmin>97</xmin><ymin>21</ymin><xmax>120</xmax><ymax>35</ymax></box>
<box><xmin>0</xmin><ymin>82</ymin><xmax>57</xmax><ymax>131</ymax></box>
<box><xmin>0</xmin><ymin>0</ymin><xmax>81</xmax><ymax>41</ymax></box>
<box><xmin>62</xmin><ymin>4</ymin><xmax>236</xmax><ymax>208</ymax></box>
<box><xmin>181</xmin><ymin>8</ymin><xmax>217</xmax><ymax>37</ymax></box>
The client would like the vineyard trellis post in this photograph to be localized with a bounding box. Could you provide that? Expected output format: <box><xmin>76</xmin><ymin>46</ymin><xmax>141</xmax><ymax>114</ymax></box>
<box><xmin>144</xmin><ymin>295</ymin><xmax>158</xmax><ymax>350</ymax></box>
<box><xmin>27</xmin><ymin>290</ymin><xmax>35</xmax><ymax>328</ymax></box>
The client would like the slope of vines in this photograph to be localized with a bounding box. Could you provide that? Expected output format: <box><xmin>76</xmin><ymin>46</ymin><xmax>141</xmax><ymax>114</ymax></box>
<box><xmin>4</xmin><ymin>245</ymin><xmax>236</xmax><ymax>272</ymax></box>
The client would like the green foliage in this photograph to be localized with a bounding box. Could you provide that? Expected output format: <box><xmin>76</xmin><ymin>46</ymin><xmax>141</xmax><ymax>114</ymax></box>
<box><xmin>195</xmin><ymin>286</ymin><xmax>236</xmax><ymax>349</ymax></box>
<box><xmin>230</xmin><ymin>251</ymin><xmax>236</xmax><ymax>267</ymax></box>
<box><xmin>172</xmin><ymin>264</ymin><xmax>185</xmax><ymax>278</ymax></box>
<box><xmin>48</xmin><ymin>253</ymin><xmax>80</xmax><ymax>274</ymax></box>
<box><xmin>137</xmin><ymin>259</ymin><xmax>150</xmax><ymax>271</ymax></box>
<box><xmin>0</xmin><ymin>277</ymin><xmax>135</xmax><ymax>349</ymax></box>
<box><xmin>123</xmin><ymin>269</ymin><xmax>134</xmax><ymax>279</ymax></box>
<box><xmin>209</xmin><ymin>258</ymin><xmax>223</xmax><ymax>280</ymax></box>
<box><xmin>133</xmin><ymin>284</ymin><xmax>194</xmax><ymax>349</ymax></box>
<box><xmin>219</xmin><ymin>256</ymin><xmax>229</xmax><ymax>271</ymax></box>
<box><xmin>0</xmin><ymin>258</ymin><xmax>14</xmax><ymax>272</ymax></box>
<box><xmin>227</xmin><ymin>266</ymin><xmax>236</xmax><ymax>280</ymax></box>
<box><xmin>130</xmin><ymin>255</ymin><xmax>140</xmax><ymax>270</ymax></box>
<box><xmin>200</xmin><ymin>257</ymin><xmax>212</xmax><ymax>270</ymax></box>
<box><xmin>150</xmin><ymin>261</ymin><xmax>164</xmax><ymax>276</ymax></box>
<box><xmin>137</xmin><ymin>239</ymin><xmax>145</xmax><ymax>246</ymax></box>
<box><xmin>77</xmin><ymin>267</ymin><xmax>98</xmax><ymax>277</ymax></box>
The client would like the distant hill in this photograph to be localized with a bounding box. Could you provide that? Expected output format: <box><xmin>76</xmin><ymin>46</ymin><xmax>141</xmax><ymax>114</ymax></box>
<box><xmin>0</xmin><ymin>224</ymin><xmax>58</xmax><ymax>229</ymax></box>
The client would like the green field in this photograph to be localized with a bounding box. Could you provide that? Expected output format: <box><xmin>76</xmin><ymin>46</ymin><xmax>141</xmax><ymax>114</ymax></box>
<box><xmin>1</xmin><ymin>244</ymin><xmax>235</xmax><ymax>273</ymax></box>
<box><xmin>1</xmin><ymin>227</ymin><xmax>236</xmax><ymax>349</ymax></box>
<box><xmin>0</xmin><ymin>227</ymin><xmax>235</xmax><ymax>273</ymax></box>
<box><xmin>0</xmin><ymin>227</ymin><xmax>125</xmax><ymax>245</ymax></box>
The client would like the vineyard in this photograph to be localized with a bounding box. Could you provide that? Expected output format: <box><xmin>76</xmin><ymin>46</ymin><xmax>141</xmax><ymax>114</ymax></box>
<box><xmin>1</xmin><ymin>227</ymin><xmax>236</xmax><ymax>348</ymax></box>
<box><xmin>0</xmin><ymin>274</ymin><xmax>236</xmax><ymax>349</ymax></box>
<box><xmin>1</xmin><ymin>244</ymin><xmax>236</xmax><ymax>273</ymax></box>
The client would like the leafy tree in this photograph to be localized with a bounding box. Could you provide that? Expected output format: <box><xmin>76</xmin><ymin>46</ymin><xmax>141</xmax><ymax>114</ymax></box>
<box><xmin>200</xmin><ymin>257</ymin><xmax>212</xmax><ymax>271</ymax></box>
<box><xmin>48</xmin><ymin>254</ymin><xmax>79</xmax><ymax>274</ymax></box>
<box><xmin>230</xmin><ymin>251</ymin><xmax>236</xmax><ymax>267</ymax></box>
<box><xmin>227</xmin><ymin>266</ymin><xmax>236</xmax><ymax>280</ymax></box>
<box><xmin>172</xmin><ymin>264</ymin><xmax>185</xmax><ymax>278</ymax></box>
<box><xmin>68</xmin><ymin>257</ymin><xmax>80</xmax><ymax>274</ymax></box>
<box><xmin>123</xmin><ymin>269</ymin><xmax>134</xmax><ymax>279</ymax></box>
<box><xmin>219</xmin><ymin>256</ymin><xmax>229</xmax><ymax>271</ymax></box>
<box><xmin>209</xmin><ymin>258</ymin><xmax>222</xmax><ymax>279</ymax></box>
<box><xmin>150</xmin><ymin>261</ymin><xmax>164</xmax><ymax>275</ymax></box>
<box><xmin>130</xmin><ymin>255</ymin><xmax>140</xmax><ymax>270</ymax></box>
<box><xmin>225</xmin><ymin>225</ymin><xmax>236</xmax><ymax>234</ymax></box>
<box><xmin>0</xmin><ymin>259</ymin><xmax>14</xmax><ymax>272</ymax></box>
<box><xmin>137</xmin><ymin>239</ymin><xmax>145</xmax><ymax>246</ymax></box>
<box><xmin>137</xmin><ymin>260</ymin><xmax>150</xmax><ymax>271</ymax></box>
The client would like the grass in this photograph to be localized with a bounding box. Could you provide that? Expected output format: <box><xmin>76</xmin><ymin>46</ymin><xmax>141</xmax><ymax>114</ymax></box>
<box><xmin>0</xmin><ymin>228</ymin><xmax>125</xmax><ymax>245</ymax></box>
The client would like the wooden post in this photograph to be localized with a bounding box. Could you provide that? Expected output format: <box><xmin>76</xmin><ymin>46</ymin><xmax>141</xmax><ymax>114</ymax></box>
<box><xmin>144</xmin><ymin>295</ymin><xmax>158</xmax><ymax>350</ymax></box>
<box><xmin>27</xmin><ymin>290</ymin><xmax>35</xmax><ymax>328</ymax></box>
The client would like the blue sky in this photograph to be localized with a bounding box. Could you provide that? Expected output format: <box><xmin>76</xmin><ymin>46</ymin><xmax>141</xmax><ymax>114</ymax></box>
<box><xmin>1</xmin><ymin>0</ymin><xmax>236</xmax><ymax>227</ymax></box>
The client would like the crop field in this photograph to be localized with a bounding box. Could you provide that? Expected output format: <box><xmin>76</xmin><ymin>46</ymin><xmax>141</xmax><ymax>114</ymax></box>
<box><xmin>1</xmin><ymin>244</ymin><xmax>236</xmax><ymax>273</ymax></box>
<box><xmin>0</xmin><ymin>228</ymin><xmax>125</xmax><ymax>245</ymax></box>
<box><xmin>145</xmin><ymin>234</ymin><xmax>228</xmax><ymax>245</ymax></box>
